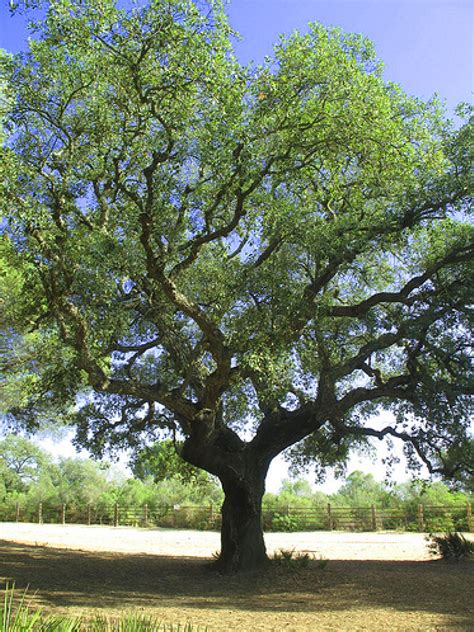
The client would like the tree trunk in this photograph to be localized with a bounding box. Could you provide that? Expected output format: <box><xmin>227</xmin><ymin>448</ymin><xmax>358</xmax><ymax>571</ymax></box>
<box><xmin>217</xmin><ymin>471</ymin><xmax>268</xmax><ymax>573</ymax></box>
<box><xmin>181</xmin><ymin>423</ymin><xmax>270</xmax><ymax>573</ymax></box>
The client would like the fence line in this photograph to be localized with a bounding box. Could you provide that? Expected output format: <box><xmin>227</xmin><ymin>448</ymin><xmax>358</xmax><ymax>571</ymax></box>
<box><xmin>1</xmin><ymin>501</ymin><xmax>472</xmax><ymax>532</ymax></box>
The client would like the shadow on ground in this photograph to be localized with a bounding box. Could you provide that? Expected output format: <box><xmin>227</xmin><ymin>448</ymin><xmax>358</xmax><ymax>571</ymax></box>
<box><xmin>1</xmin><ymin>540</ymin><xmax>473</xmax><ymax>629</ymax></box>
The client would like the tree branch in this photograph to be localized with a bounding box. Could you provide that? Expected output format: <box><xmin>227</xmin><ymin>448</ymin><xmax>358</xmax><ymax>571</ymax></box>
<box><xmin>330</xmin><ymin>248</ymin><xmax>473</xmax><ymax>318</ymax></box>
<box><xmin>336</xmin><ymin>422</ymin><xmax>445</xmax><ymax>475</ymax></box>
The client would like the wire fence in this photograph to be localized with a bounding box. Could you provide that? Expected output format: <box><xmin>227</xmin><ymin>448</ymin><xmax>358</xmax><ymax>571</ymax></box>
<box><xmin>1</xmin><ymin>501</ymin><xmax>472</xmax><ymax>532</ymax></box>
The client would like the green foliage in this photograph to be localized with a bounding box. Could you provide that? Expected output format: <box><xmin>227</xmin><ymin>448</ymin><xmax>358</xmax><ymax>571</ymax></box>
<box><xmin>331</xmin><ymin>471</ymin><xmax>392</xmax><ymax>508</ymax></box>
<box><xmin>0</xmin><ymin>435</ymin><xmax>47</xmax><ymax>494</ymax></box>
<box><xmin>426</xmin><ymin>532</ymin><xmax>474</xmax><ymax>561</ymax></box>
<box><xmin>1</xmin><ymin>583</ymin><xmax>43</xmax><ymax>632</ymax></box>
<box><xmin>0</xmin><ymin>434</ymin><xmax>224</xmax><ymax>522</ymax></box>
<box><xmin>426</xmin><ymin>515</ymin><xmax>455</xmax><ymax>533</ymax></box>
<box><xmin>0</xmin><ymin>0</ymin><xmax>471</xmax><ymax>494</ymax></box>
<box><xmin>87</xmin><ymin>615</ymin><xmax>207</xmax><ymax>631</ymax></box>
<box><xmin>131</xmin><ymin>440</ymin><xmax>220</xmax><ymax>501</ymax></box>
<box><xmin>1</xmin><ymin>583</ymin><xmax>207</xmax><ymax>631</ymax></box>
<box><xmin>117</xmin><ymin>474</ymin><xmax>222</xmax><ymax>509</ymax></box>
<box><xmin>438</xmin><ymin>439</ymin><xmax>474</xmax><ymax>494</ymax></box>
<box><xmin>279</xmin><ymin>479</ymin><xmax>314</xmax><ymax>499</ymax></box>
<box><xmin>262</xmin><ymin>472</ymin><xmax>473</xmax><ymax>532</ymax></box>
<box><xmin>1</xmin><ymin>437</ymin><xmax>470</xmax><ymax>533</ymax></box>
<box><xmin>272</xmin><ymin>548</ymin><xmax>318</xmax><ymax>570</ymax></box>
<box><xmin>393</xmin><ymin>480</ymin><xmax>470</xmax><ymax>531</ymax></box>
<box><xmin>271</xmin><ymin>514</ymin><xmax>299</xmax><ymax>532</ymax></box>
<box><xmin>46</xmin><ymin>457</ymin><xmax>113</xmax><ymax>506</ymax></box>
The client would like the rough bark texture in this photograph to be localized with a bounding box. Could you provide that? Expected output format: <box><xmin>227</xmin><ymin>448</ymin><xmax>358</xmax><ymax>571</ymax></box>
<box><xmin>217</xmin><ymin>472</ymin><xmax>269</xmax><ymax>573</ymax></box>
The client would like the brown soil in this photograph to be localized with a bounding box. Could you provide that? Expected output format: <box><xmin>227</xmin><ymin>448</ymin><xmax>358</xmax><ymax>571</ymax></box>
<box><xmin>0</xmin><ymin>528</ymin><xmax>473</xmax><ymax>631</ymax></box>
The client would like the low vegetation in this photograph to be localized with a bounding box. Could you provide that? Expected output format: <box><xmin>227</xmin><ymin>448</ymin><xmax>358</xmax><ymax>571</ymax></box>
<box><xmin>272</xmin><ymin>548</ymin><xmax>329</xmax><ymax>570</ymax></box>
<box><xmin>426</xmin><ymin>532</ymin><xmax>474</xmax><ymax>561</ymax></box>
<box><xmin>1</xmin><ymin>584</ymin><xmax>207</xmax><ymax>632</ymax></box>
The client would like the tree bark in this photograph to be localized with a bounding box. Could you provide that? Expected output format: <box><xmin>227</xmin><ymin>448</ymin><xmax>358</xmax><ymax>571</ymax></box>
<box><xmin>181</xmin><ymin>421</ymin><xmax>270</xmax><ymax>573</ymax></box>
<box><xmin>217</xmin><ymin>469</ymin><xmax>268</xmax><ymax>573</ymax></box>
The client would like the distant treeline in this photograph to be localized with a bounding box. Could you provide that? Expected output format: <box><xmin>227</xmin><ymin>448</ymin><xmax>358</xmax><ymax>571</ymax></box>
<box><xmin>1</xmin><ymin>435</ymin><xmax>472</xmax><ymax>533</ymax></box>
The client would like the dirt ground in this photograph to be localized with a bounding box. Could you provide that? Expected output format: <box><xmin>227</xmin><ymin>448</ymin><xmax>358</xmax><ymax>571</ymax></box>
<box><xmin>0</xmin><ymin>522</ymin><xmax>435</xmax><ymax>560</ymax></box>
<box><xmin>1</xmin><ymin>523</ymin><xmax>473</xmax><ymax>631</ymax></box>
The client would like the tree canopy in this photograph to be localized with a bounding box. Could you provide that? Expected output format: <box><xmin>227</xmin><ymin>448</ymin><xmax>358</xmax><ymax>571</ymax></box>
<box><xmin>0</xmin><ymin>0</ymin><xmax>472</xmax><ymax>571</ymax></box>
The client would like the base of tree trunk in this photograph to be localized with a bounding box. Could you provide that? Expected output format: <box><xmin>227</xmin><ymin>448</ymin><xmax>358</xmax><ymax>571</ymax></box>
<box><xmin>216</xmin><ymin>495</ymin><xmax>269</xmax><ymax>574</ymax></box>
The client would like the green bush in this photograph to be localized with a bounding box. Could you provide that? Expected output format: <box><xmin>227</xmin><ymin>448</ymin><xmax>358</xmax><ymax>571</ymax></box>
<box><xmin>271</xmin><ymin>513</ymin><xmax>299</xmax><ymax>532</ymax></box>
<box><xmin>349</xmin><ymin>508</ymin><xmax>372</xmax><ymax>531</ymax></box>
<box><xmin>425</xmin><ymin>514</ymin><xmax>455</xmax><ymax>533</ymax></box>
<box><xmin>426</xmin><ymin>532</ymin><xmax>474</xmax><ymax>561</ymax></box>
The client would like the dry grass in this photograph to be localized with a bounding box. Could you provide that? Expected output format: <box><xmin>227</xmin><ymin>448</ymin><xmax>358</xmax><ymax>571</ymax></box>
<box><xmin>1</xmin><ymin>537</ymin><xmax>473</xmax><ymax>631</ymax></box>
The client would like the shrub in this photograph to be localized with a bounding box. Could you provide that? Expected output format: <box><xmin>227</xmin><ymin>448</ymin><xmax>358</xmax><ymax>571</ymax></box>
<box><xmin>426</xmin><ymin>532</ymin><xmax>474</xmax><ymax>561</ymax></box>
<box><xmin>88</xmin><ymin>615</ymin><xmax>207</xmax><ymax>630</ymax></box>
<box><xmin>425</xmin><ymin>514</ymin><xmax>455</xmax><ymax>533</ymax></box>
<box><xmin>271</xmin><ymin>514</ymin><xmax>299</xmax><ymax>532</ymax></box>
<box><xmin>272</xmin><ymin>548</ymin><xmax>312</xmax><ymax>569</ymax></box>
<box><xmin>272</xmin><ymin>548</ymin><xmax>328</xmax><ymax>570</ymax></box>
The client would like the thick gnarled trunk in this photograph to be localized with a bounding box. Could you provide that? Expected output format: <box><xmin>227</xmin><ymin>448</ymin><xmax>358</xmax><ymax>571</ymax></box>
<box><xmin>217</xmin><ymin>472</ymin><xmax>268</xmax><ymax>573</ymax></box>
<box><xmin>182</xmin><ymin>425</ymin><xmax>270</xmax><ymax>573</ymax></box>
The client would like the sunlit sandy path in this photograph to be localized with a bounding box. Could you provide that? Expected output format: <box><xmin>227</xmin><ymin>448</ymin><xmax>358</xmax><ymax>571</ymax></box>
<box><xmin>0</xmin><ymin>522</ymin><xmax>438</xmax><ymax>560</ymax></box>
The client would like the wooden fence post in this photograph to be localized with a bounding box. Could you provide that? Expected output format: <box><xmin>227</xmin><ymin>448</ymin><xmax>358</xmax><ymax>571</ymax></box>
<box><xmin>15</xmin><ymin>502</ymin><xmax>20</xmax><ymax>523</ymax></box>
<box><xmin>87</xmin><ymin>504</ymin><xmax>92</xmax><ymax>526</ymax></box>
<box><xmin>418</xmin><ymin>504</ymin><xmax>424</xmax><ymax>532</ymax></box>
<box><xmin>61</xmin><ymin>503</ymin><xmax>66</xmax><ymax>525</ymax></box>
<box><xmin>209</xmin><ymin>504</ymin><xmax>213</xmax><ymax>524</ymax></box>
<box><xmin>467</xmin><ymin>504</ymin><xmax>472</xmax><ymax>532</ymax></box>
<box><xmin>38</xmin><ymin>502</ymin><xmax>43</xmax><ymax>525</ymax></box>
<box><xmin>144</xmin><ymin>503</ymin><xmax>148</xmax><ymax>526</ymax></box>
<box><xmin>114</xmin><ymin>503</ymin><xmax>119</xmax><ymax>527</ymax></box>
<box><xmin>327</xmin><ymin>503</ymin><xmax>333</xmax><ymax>530</ymax></box>
<box><xmin>371</xmin><ymin>504</ymin><xmax>378</xmax><ymax>531</ymax></box>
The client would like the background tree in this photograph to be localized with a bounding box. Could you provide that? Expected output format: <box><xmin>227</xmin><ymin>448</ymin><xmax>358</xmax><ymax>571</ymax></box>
<box><xmin>132</xmin><ymin>439</ymin><xmax>207</xmax><ymax>485</ymax></box>
<box><xmin>47</xmin><ymin>457</ymin><xmax>112</xmax><ymax>506</ymax></box>
<box><xmin>131</xmin><ymin>439</ymin><xmax>220</xmax><ymax>496</ymax></box>
<box><xmin>331</xmin><ymin>470</ymin><xmax>392</xmax><ymax>508</ymax></box>
<box><xmin>0</xmin><ymin>434</ymin><xmax>47</xmax><ymax>494</ymax></box>
<box><xmin>0</xmin><ymin>0</ymin><xmax>472</xmax><ymax>572</ymax></box>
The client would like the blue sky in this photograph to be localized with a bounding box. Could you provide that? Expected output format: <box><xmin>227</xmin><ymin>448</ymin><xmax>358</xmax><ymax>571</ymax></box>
<box><xmin>1</xmin><ymin>0</ymin><xmax>473</xmax><ymax>114</ymax></box>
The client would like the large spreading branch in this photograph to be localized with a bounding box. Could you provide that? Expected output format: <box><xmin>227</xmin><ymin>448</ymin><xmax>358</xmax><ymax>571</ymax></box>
<box><xmin>333</xmin><ymin>421</ymin><xmax>453</xmax><ymax>476</ymax></box>
<box><xmin>330</xmin><ymin>248</ymin><xmax>473</xmax><ymax>319</ymax></box>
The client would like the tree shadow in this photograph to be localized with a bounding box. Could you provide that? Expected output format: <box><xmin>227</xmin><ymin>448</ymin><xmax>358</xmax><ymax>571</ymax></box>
<box><xmin>1</xmin><ymin>540</ymin><xmax>472</xmax><ymax>628</ymax></box>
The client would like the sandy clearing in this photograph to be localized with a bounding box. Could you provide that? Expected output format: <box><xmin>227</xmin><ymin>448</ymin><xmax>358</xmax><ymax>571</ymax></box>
<box><xmin>0</xmin><ymin>522</ymin><xmax>436</xmax><ymax>560</ymax></box>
